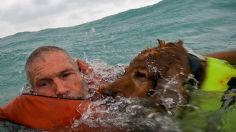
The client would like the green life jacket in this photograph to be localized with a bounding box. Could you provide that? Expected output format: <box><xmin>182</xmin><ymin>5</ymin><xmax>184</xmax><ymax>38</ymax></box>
<box><xmin>201</xmin><ymin>57</ymin><xmax>236</xmax><ymax>91</ymax></box>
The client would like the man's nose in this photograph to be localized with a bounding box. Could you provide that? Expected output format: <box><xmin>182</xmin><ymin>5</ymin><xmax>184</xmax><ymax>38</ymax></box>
<box><xmin>54</xmin><ymin>78</ymin><xmax>69</xmax><ymax>95</ymax></box>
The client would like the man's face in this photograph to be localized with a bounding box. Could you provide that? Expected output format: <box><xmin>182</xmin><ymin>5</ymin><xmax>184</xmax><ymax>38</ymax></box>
<box><xmin>29</xmin><ymin>51</ymin><xmax>87</xmax><ymax>99</ymax></box>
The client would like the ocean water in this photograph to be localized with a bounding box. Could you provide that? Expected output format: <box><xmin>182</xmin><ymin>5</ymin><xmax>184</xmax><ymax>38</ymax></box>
<box><xmin>0</xmin><ymin>0</ymin><xmax>236</xmax><ymax>131</ymax></box>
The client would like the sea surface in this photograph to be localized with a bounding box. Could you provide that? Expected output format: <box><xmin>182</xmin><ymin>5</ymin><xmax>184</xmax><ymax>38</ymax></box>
<box><xmin>0</xmin><ymin>0</ymin><xmax>236</xmax><ymax>131</ymax></box>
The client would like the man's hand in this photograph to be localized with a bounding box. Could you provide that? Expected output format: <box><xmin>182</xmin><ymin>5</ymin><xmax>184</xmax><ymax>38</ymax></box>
<box><xmin>76</xmin><ymin>59</ymin><xmax>93</xmax><ymax>75</ymax></box>
<box><xmin>76</xmin><ymin>58</ymin><xmax>107</xmax><ymax>86</ymax></box>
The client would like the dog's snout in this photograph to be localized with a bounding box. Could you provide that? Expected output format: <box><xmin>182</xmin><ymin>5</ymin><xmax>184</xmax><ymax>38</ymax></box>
<box><xmin>103</xmin><ymin>88</ymin><xmax>117</xmax><ymax>97</ymax></box>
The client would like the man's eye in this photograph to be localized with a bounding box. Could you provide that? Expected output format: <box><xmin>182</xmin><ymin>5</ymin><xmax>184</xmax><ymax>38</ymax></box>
<box><xmin>61</xmin><ymin>72</ymin><xmax>71</xmax><ymax>78</ymax></box>
<box><xmin>38</xmin><ymin>81</ymin><xmax>50</xmax><ymax>87</ymax></box>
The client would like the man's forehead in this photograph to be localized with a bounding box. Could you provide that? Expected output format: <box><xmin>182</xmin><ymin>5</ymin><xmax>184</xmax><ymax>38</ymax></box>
<box><xmin>32</xmin><ymin>53</ymin><xmax>72</xmax><ymax>69</ymax></box>
<box><xmin>29</xmin><ymin>51</ymin><xmax>75</xmax><ymax>73</ymax></box>
<box><xmin>34</xmin><ymin>52</ymin><xmax>73</xmax><ymax>66</ymax></box>
<box><xmin>36</xmin><ymin>51</ymin><xmax>71</xmax><ymax>61</ymax></box>
<box><xmin>33</xmin><ymin>67</ymin><xmax>75</xmax><ymax>81</ymax></box>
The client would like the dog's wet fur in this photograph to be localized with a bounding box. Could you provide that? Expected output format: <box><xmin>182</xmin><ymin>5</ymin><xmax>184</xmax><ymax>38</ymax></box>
<box><xmin>99</xmin><ymin>39</ymin><xmax>201</xmax><ymax>110</ymax></box>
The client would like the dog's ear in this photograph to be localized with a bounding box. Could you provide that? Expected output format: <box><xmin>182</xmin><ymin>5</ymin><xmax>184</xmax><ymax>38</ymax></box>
<box><xmin>176</xmin><ymin>39</ymin><xmax>184</xmax><ymax>46</ymax></box>
<box><xmin>157</xmin><ymin>39</ymin><xmax>165</xmax><ymax>48</ymax></box>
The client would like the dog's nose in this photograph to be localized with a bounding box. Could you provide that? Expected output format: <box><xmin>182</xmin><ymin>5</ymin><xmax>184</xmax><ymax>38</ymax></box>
<box><xmin>103</xmin><ymin>88</ymin><xmax>117</xmax><ymax>97</ymax></box>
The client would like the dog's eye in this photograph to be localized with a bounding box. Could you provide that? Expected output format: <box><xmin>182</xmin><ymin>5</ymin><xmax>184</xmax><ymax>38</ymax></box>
<box><xmin>133</xmin><ymin>70</ymin><xmax>147</xmax><ymax>79</ymax></box>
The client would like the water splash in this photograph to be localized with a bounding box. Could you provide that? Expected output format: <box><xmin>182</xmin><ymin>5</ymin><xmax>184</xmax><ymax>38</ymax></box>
<box><xmin>72</xmin><ymin>97</ymin><xmax>181</xmax><ymax>132</ymax></box>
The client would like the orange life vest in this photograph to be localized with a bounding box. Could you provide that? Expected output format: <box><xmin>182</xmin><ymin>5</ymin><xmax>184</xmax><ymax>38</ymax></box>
<box><xmin>0</xmin><ymin>95</ymin><xmax>121</xmax><ymax>131</ymax></box>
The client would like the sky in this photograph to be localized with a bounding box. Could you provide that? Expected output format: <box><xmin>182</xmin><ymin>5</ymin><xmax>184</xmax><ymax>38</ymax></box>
<box><xmin>0</xmin><ymin>0</ymin><xmax>161</xmax><ymax>38</ymax></box>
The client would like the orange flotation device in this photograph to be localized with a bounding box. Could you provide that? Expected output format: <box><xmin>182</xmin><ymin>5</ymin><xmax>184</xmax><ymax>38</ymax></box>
<box><xmin>0</xmin><ymin>95</ymin><xmax>121</xmax><ymax>131</ymax></box>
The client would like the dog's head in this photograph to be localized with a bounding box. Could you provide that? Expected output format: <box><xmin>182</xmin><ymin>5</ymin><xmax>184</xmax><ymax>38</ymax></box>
<box><xmin>99</xmin><ymin>40</ymin><xmax>191</xmax><ymax>109</ymax></box>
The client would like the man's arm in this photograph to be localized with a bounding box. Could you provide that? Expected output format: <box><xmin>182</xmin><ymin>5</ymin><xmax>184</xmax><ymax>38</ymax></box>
<box><xmin>206</xmin><ymin>50</ymin><xmax>236</xmax><ymax>65</ymax></box>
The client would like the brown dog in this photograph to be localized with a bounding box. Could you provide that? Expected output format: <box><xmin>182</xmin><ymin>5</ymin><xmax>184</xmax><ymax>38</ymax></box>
<box><xmin>99</xmin><ymin>39</ymin><xmax>236</xmax><ymax>110</ymax></box>
<box><xmin>99</xmin><ymin>40</ymin><xmax>201</xmax><ymax>109</ymax></box>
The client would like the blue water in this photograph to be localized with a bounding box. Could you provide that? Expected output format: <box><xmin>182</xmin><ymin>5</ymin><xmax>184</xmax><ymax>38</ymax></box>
<box><xmin>0</xmin><ymin>0</ymin><xmax>236</xmax><ymax>131</ymax></box>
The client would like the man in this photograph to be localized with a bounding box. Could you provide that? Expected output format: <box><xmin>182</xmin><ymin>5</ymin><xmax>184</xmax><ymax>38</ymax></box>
<box><xmin>0</xmin><ymin>46</ymin><xmax>109</xmax><ymax>130</ymax></box>
<box><xmin>24</xmin><ymin>46</ymin><xmax>104</xmax><ymax>99</ymax></box>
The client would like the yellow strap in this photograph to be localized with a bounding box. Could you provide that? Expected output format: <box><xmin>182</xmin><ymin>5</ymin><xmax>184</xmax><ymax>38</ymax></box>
<box><xmin>201</xmin><ymin>57</ymin><xmax>236</xmax><ymax>91</ymax></box>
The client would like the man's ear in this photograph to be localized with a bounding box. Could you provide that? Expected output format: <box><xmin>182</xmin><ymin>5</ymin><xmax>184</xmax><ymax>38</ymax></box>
<box><xmin>157</xmin><ymin>39</ymin><xmax>165</xmax><ymax>48</ymax></box>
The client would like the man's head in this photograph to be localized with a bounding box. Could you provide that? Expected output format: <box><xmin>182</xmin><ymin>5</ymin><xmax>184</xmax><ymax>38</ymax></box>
<box><xmin>25</xmin><ymin>46</ymin><xmax>87</xmax><ymax>99</ymax></box>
